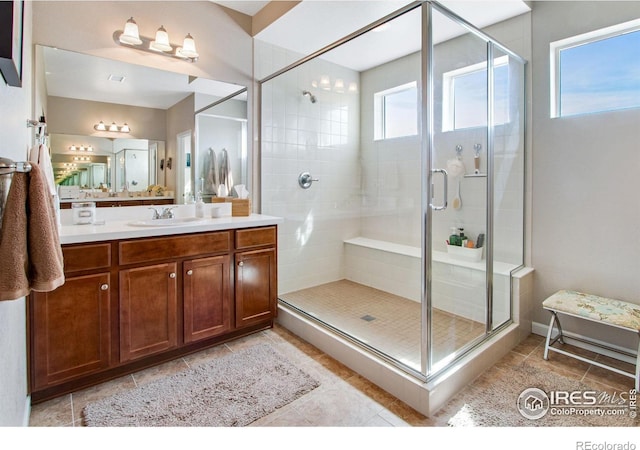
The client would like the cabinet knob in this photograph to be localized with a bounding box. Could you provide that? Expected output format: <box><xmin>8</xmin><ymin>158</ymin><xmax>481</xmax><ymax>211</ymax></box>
<box><xmin>238</xmin><ymin>261</ymin><xmax>244</xmax><ymax>267</ymax></box>
<box><xmin>169</xmin><ymin>272</ymin><xmax>176</xmax><ymax>278</ymax></box>
<box><xmin>100</xmin><ymin>284</ymin><xmax>109</xmax><ymax>291</ymax></box>
<box><xmin>186</xmin><ymin>269</ymin><xmax>193</xmax><ymax>276</ymax></box>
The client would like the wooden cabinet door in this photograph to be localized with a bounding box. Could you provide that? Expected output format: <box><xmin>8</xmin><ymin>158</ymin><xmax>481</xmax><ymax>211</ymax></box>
<box><xmin>183</xmin><ymin>255</ymin><xmax>231</xmax><ymax>343</ymax></box>
<box><xmin>31</xmin><ymin>273</ymin><xmax>111</xmax><ymax>390</ymax></box>
<box><xmin>119</xmin><ymin>262</ymin><xmax>178</xmax><ymax>362</ymax></box>
<box><xmin>235</xmin><ymin>248</ymin><xmax>277</xmax><ymax>328</ymax></box>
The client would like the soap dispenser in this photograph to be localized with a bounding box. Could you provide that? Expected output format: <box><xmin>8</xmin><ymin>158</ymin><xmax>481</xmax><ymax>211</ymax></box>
<box><xmin>195</xmin><ymin>193</ymin><xmax>205</xmax><ymax>218</ymax></box>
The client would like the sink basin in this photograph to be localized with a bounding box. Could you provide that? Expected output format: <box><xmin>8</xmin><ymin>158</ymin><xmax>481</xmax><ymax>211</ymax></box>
<box><xmin>129</xmin><ymin>217</ymin><xmax>207</xmax><ymax>227</ymax></box>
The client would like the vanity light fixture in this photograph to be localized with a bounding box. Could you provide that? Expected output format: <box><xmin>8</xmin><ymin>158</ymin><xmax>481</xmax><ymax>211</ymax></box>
<box><xmin>114</xmin><ymin>17</ymin><xmax>199</xmax><ymax>63</ymax></box>
<box><xmin>94</xmin><ymin>121</ymin><xmax>131</xmax><ymax>133</ymax></box>
<box><xmin>70</xmin><ymin>145</ymin><xmax>94</xmax><ymax>152</ymax></box>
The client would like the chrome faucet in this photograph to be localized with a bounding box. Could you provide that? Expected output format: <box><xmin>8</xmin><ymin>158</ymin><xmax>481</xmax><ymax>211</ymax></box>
<box><xmin>148</xmin><ymin>207</ymin><xmax>161</xmax><ymax>219</ymax></box>
<box><xmin>149</xmin><ymin>206</ymin><xmax>176</xmax><ymax>219</ymax></box>
<box><xmin>160</xmin><ymin>207</ymin><xmax>176</xmax><ymax>219</ymax></box>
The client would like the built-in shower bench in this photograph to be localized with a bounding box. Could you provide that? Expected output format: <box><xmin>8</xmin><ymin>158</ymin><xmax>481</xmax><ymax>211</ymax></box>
<box><xmin>543</xmin><ymin>290</ymin><xmax>640</xmax><ymax>390</ymax></box>
<box><xmin>343</xmin><ymin>236</ymin><xmax>515</xmax><ymax>273</ymax></box>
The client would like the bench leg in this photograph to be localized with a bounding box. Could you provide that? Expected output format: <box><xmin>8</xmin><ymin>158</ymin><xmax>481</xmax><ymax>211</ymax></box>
<box><xmin>544</xmin><ymin>311</ymin><xmax>564</xmax><ymax>360</ymax></box>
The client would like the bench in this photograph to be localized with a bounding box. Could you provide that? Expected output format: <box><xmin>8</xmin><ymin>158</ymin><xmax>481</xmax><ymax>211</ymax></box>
<box><xmin>543</xmin><ymin>290</ymin><xmax>640</xmax><ymax>390</ymax></box>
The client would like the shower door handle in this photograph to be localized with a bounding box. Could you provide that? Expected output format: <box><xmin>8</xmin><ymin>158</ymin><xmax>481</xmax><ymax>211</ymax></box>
<box><xmin>430</xmin><ymin>169</ymin><xmax>448</xmax><ymax>211</ymax></box>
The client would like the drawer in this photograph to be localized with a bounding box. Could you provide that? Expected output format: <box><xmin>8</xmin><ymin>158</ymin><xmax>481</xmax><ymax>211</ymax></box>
<box><xmin>62</xmin><ymin>243</ymin><xmax>112</xmax><ymax>273</ymax></box>
<box><xmin>119</xmin><ymin>231</ymin><xmax>231</xmax><ymax>265</ymax></box>
<box><xmin>235</xmin><ymin>227</ymin><xmax>276</xmax><ymax>250</ymax></box>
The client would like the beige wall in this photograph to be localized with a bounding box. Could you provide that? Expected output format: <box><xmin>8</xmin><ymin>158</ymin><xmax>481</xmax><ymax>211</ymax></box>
<box><xmin>32</xmin><ymin>1</ymin><xmax>252</xmax><ymax>86</ymax></box>
<box><xmin>47</xmin><ymin>96</ymin><xmax>167</xmax><ymax>141</ymax></box>
<box><xmin>530</xmin><ymin>1</ymin><xmax>640</xmax><ymax>346</ymax></box>
<box><xmin>166</xmin><ymin>94</ymin><xmax>196</xmax><ymax>193</ymax></box>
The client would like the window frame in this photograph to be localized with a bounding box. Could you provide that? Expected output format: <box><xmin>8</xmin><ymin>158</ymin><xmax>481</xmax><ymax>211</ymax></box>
<box><xmin>373</xmin><ymin>81</ymin><xmax>418</xmax><ymax>141</ymax></box>
<box><xmin>550</xmin><ymin>18</ymin><xmax>640</xmax><ymax>118</ymax></box>
<box><xmin>442</xmin><ymin>55</ymin><xmax>509</xmax><ymax>132</ymax></box>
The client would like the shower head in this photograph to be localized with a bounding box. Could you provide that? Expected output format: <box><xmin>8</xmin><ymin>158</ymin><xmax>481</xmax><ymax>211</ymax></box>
<box><xmin>302</xmin><ymin>90</ymin><xmax>317</xmax><ymax>104</ymax></box>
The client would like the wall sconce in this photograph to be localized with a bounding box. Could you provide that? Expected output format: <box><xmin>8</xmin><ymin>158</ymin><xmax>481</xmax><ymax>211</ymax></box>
<box><xmin>166</xmin><ymin>157</ymin><xmax>172</xmax><ymax>170</ymax></box>
<box><xmin>94</xmin><ymin>121</ymin><xmax>131</xmax><ymax>133</ymax></box>
<box><xmin>114</xmin><ymin>17</ymin><xmax>199</xmax><ymax>63</ymax></box>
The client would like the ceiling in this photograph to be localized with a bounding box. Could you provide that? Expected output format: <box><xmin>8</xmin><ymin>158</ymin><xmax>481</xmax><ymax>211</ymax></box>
<box><xmin>253</xmin><ymin>0</ymin><xmax>531</xmax><ymax>72</ymax></box>
<box><xmin>42</xmin><ymin>1</ymin><xmax>531</xmax><ymax>110</ymax></box>
<box><xmin>212</xmin><ymin>0</ymin><xmax>270</xmax><ymax>16</ymax></box>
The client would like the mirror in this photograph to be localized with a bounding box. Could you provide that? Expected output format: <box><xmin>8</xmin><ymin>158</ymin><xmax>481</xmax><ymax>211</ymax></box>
<box><xmin>195</xmin><ymin>89</ymin><xmax>248</xmax><ymax>202</ymax></box>
<box><xmin>49</xmin><ymin>133</ymin><xmax>165</xmax><ymax>192</ymax></box>
<box><xmin>36</xmin><ymin>45</ymin><xmax>248</xmax><ymax>202</ymax></box>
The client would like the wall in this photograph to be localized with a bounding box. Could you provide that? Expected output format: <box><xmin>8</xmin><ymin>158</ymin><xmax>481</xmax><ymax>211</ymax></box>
<box><xmin>258</xmin><ymin>43</ymin><xmax>362</xmax><ymax>294</ymax></box>
<box><xmin>0</xmin><ymin>1</ymin><xmax>33</xmax><ymax>426</ymax></box>
<box><xmin>530</xmin><ymin>1</ymin><xmax>640</xmax><ymax>347</ymax></box>
<box><xmin>47</xmin><ymin>96</ymin><xmax>167</xmax><ymax>141</ymax></box>
<box><xmin>166</xmin><ymin>94</ymin><xmax>195</xmax><ymax>195</ymax></box>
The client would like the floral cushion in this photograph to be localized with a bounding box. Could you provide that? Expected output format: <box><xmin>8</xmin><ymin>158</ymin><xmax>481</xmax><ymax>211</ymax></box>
<box><xmin>543</xmin><ymin>290</ymin><xmax>640</xmax><ymax>331</ymax></box>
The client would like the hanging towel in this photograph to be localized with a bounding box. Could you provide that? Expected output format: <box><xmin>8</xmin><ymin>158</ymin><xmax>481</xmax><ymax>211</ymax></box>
<box><xmin>217</xmin><ymin>148</ymin><xmax>233</xmax><ymax>196</ymax></box>
<box><xmin>203</xmin><ymin>148</ymin><xmax>218</xmax><ymax>195</ymax></box>
<box><xmin>0</xmin><ymin>165</ymin><xmax>65</xmax><ymax>301</ymax></box>
<box><xmin>29</xmin><ymin>144</ymin><xmax>61</xmax><ymax>231</ymax></box>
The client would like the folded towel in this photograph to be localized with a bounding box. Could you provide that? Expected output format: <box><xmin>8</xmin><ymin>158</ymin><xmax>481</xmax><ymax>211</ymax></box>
<box><xmin>0</xmin><ymin>165</ymin><xmax>64</xmax><ymax>301</ymax></box>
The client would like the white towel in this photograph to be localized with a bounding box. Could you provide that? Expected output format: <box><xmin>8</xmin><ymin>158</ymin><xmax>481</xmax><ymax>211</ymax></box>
<box><xmin>29</xmin><ymin>144</ymin><xmax>61</xmax><ymax>232</ymax></box>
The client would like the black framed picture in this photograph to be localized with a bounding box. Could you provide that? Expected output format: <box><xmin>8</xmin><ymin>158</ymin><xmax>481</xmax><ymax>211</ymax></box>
<box><xmin>0</xmin><ymin>1</ymin><xmax>24</xmax><ymax>87</ymax></box>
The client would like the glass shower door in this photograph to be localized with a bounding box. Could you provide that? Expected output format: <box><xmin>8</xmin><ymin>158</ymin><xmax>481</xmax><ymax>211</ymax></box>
<box><xmin>261</xmin><ymin>4</ymin><xmax>425</xmax><ymax>373</ymax></box>
<box><xmin>428</xmin><ymin>5</ymin><xmax>490</xmax><ymax>373</ymax></box>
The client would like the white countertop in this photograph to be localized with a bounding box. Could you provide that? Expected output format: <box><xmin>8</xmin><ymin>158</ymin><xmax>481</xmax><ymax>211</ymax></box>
<box><xmin>59</xmin><ymin>204</ymin><xmax>282</xmax><ymax>245</ymax></box>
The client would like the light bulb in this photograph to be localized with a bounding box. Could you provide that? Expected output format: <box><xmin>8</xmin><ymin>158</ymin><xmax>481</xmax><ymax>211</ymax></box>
<box><xmin>94</xmin><ymin>121</ymin><xmax>106</xmax><ymax>131</ymax></box>
<box><xmin>109</xmin><ymin>122</ymin><xmax>119</xmax><ymax>132</ymax></box>
<box><xmin>120</xmin><ymin>123</ymin><xmax>130</xmax><ymax>133</ymax></box>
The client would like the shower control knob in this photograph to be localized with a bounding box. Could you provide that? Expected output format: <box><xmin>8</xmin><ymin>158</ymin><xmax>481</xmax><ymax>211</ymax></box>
<box><xmin>298</xmin><ymin>172</ymin><xmax>319</xmax><ymax>189</ymax></box>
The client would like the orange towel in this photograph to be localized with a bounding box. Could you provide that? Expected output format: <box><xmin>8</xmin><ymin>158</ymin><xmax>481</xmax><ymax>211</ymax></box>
<box><xmin>0</xmin><ymin>165</ymin><xmax>64</xmax><ymax>301</ymax></box>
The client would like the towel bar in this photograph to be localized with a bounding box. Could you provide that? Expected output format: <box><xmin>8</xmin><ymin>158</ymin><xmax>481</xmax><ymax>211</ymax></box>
<box><xmin>0</xmin><ymin>157</ymin><xmax>32</xmax><ymax>175</ymax></box>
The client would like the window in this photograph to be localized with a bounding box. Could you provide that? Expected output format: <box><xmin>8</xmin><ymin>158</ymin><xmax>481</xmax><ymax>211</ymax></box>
<box><xmin>550</xmin><ymin>19</ymin><xmax>640</xmax><ymax>118</ymax></box>
<box><xmin>442</xmin><ymin>56</ymin><xmax>509</xmax><ymax>131</ymax></box>
<box><xmin>374</xmin><ymin>81</ymin><xmax>418</xmax><ymax>140</ymax></box>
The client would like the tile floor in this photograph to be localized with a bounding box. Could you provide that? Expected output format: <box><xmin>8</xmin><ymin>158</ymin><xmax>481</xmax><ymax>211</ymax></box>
<box><xmin>281</xmin><ymin>279</ymin><xmax>485</xmax><ymax>368</ymax></box>
<box><xmin>29</xmin><ymin>322</ymin><xmax>637</xmax><ymax>428</ymax></box>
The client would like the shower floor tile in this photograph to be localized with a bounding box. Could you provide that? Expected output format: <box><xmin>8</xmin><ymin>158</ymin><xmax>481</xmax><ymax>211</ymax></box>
<box><xmin>280</xmin><ymin>279</ymin><xmax>485</xmax><ymax>369</ymax></box>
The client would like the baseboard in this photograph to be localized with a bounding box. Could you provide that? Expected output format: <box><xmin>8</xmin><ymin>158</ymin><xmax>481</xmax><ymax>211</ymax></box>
<box><xmin>532</xmin><ymin>321</ymin><xmax>637</xmax><ymax>365</ymax></box>
<box><xmin>22</xmin><ymin>395</ymin><xmax>31</xmax><ymax>427</ymax></box>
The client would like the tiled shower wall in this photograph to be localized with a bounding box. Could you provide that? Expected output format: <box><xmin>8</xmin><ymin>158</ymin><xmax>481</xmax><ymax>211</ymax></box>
<box><xmin>257</xmin><ymin>40</ymin><xmax>362</xmax><ymax>294</ymax></box>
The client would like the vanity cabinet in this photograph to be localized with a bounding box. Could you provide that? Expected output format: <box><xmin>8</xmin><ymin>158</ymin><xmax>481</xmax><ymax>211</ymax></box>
<box><xmin>183</xmin><ymin>255</ymin><xmax>232</xmax><ymax>343</ymax></box>
<box><xmin>119</xmin><ymin>262</ymin><xmax>178</xmax><ymax>362</ymax></box>
<box><xmin>235</xmin><ymin>227</ymin><xmax>277</xmax><ymax>328</ymax></box>
<box><xmin>30</xmin><ymin>244</ymin><xmax>113</xmax><ymax>391</ymax></box>
<box><xmin>29</xmin><ymin>225</ymin><xmax>277</xmax><ymax>402</ymax></box>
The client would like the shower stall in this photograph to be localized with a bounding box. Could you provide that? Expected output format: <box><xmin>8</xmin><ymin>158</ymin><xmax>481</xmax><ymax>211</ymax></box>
<box><xmin>259</xmin><ymin>1</ymin><xmax>528</xmax><ymax>413</ymax></box>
